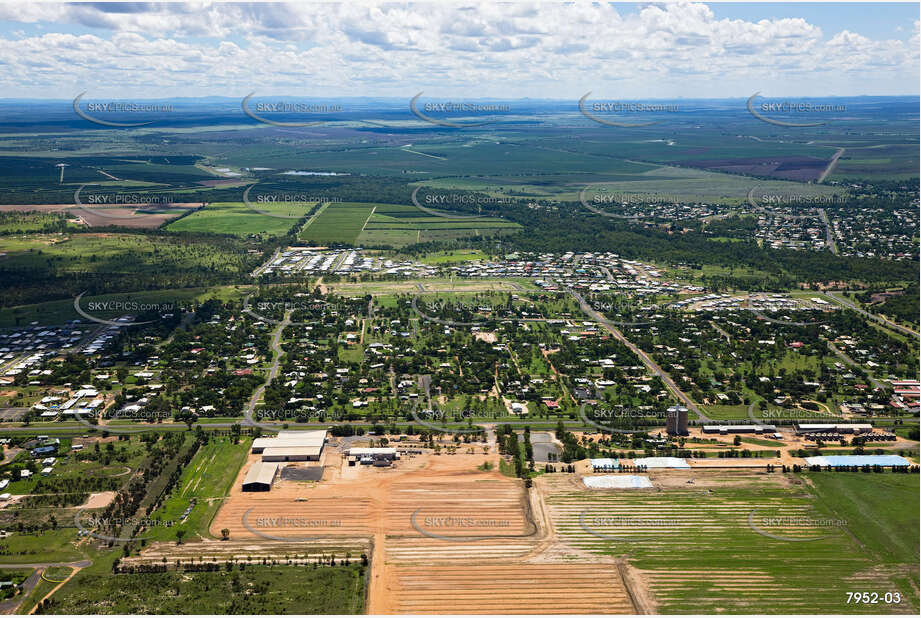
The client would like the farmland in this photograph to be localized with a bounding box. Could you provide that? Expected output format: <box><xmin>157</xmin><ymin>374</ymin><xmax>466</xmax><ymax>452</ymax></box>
<box><xmin>165</xmin><ymin>201</ymin><xmax>306</xmax><ymax>238</ymax></box>
<box><xmin>299</xmin><ymin>202</ymin><xmax>377</xmax><ymax>245</ymax></box>
<box><xmin>0</xmin><ymin>12</ymin><xmax>916</xmax><ymax>614</ymax></box>
<box><xmin>358</xmin><ymin>203</ymin><xmax>520</xmax><ymax>247</ymax></box>
<box><xmin>545</xmin><ymin>471</ymin><xmax>919</xmax><ymax>614</ymax></box>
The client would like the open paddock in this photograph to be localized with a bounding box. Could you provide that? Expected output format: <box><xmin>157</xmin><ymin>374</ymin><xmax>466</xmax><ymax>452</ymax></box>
<box><xmin>381</xmin><ymin>563</ymin><xmax>636</xmax><ymax>614</ymax></box>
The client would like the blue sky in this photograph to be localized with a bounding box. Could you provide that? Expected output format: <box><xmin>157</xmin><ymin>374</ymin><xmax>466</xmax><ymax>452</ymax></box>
<box><xmin>0</xmin><ymin>2</ymin><xmax>917</xmax><ymax>99</ymax></box>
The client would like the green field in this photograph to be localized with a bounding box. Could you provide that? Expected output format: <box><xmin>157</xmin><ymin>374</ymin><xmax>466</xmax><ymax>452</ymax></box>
<box><xmin>0</xmin><ymin>287</ymin><xmax>225</xmax><ymax>327</ymax></box>
<box><xmin>415</xmin><ymin>162</ymin><xmax>846</xmax><ymax>205</ymax></box>
<box><xmin>0</xmin><ymin>529</ymin><xmax>84</xmax><ymax>564</ymax></box>
<box><xmin>40</xmin><ymin>564</ymin><xmax>366</xmax><ymax>614</ymax></box>
<box><xmin>299</xmin><ymin>202</ymin><xmax>376</xmax><ymax>245</ymax></box>
<box><xmin>358</xmin><ymin>203</ymin><xmax>519</xmax><ymax>247</ymax></box>
<box><xmin>143</xmin><ymin>437</ymin><xmax>250</xmax><ymax>542</ymax></box>
<box><xmin>295</xmin><ymin>201</ymin><xmax>520</xmax><ymax>247</ymax></box>
<box><xmin>548</xmin><ymin>472</ymin><xmax>919</xmax><ymax>614</ymax></box>
<box><xmin>165</xmin><ymin>201</ymin><xmax>303</xmax><ymax>237</ymax></box>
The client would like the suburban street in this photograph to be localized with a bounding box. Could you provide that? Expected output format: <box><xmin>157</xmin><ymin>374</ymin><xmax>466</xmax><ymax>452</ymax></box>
<box><xmin>568</xmin><ymin>288</ymin><xmax>711</xmax><ymax>423</ymax></box>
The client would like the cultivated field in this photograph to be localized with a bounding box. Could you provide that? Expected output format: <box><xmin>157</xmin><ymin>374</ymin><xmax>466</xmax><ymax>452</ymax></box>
<box><xmin>357</xmin><ymin>203</ymin><xmax>519</xmax><ymax>247</ymax></box>
<box><xmin>383</xmin><ymin>563</ymin><xmax>635</xmax><ymax>614</ymax></box>
<box><xmin>299</xmin><ymin>202</ymin><xmax>377</xmax><ymax>244</ymax></box>
<box><xmin>543</xmin><ymin>470</ymin><xmax>919</xmax><ymax>614</ymax></box>
<box><xmin>165</xmin><ymin>201</ymin><xmax>302</xmax><ymax>237</ymax></box>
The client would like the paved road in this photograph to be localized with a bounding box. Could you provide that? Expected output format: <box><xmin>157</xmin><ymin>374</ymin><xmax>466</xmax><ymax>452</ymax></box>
<box><xmin>0</xmin><ymin>559</ymin><xmax>91</xmax><ymax>614</ymax></box>
<box><xmin>251</xmin><ymin>247</ymin><xmax>280</xmax><ymax>277</ymax></box>
<box><xmin>568</xmin><ymin>288</ymin><xmax>711</xmax><ymax>422</ymax></box>
<box><xmin>826</xmin><ymin>291</ymin><xmax>919</xmax><ymax>339</ymax></box>
<box><xmin>243</xmin><ymin>310</ymin><xmax>292</xmax><ymax>431</ymax></box>
<box><xmin>709</xmin><ymin>321</ymin><xmax>731</xmax><ymax>341</ymax></box>
<box><xmin>827</xmin><ymin>341</ymin><xmax>885</xmax><ymax>390</ymax></box>
<box><xmin>818</xmin><ymin>208</ymin><xmax>837</xmax><ymax>254</ymax></box>
<box><xmin>818</xmin><ymin>147</ymin><xmax>845</xmax><ymax>183</ymax></box>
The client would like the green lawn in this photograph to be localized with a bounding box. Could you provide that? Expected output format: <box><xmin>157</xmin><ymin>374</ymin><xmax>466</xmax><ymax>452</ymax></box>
<box><xmin>0</xmin><ymin>529</ymin><xmax>84</xmax><ymax>564</ymax></box>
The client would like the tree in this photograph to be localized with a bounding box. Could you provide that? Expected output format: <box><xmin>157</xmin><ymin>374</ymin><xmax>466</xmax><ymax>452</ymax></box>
<box><xmin>176</xmin><ymin>529</ymin><xmax>186</xmax><ymax>545</ymax></box>
<box><xmin>220</xmin><ymin>528</ymin><xmax>230</xmax><ymax>541</ymax></box>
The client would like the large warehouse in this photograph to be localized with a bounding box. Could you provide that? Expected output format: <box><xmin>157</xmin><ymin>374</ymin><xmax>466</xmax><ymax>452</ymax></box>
<box><xmin>251</xmin><ymin>430</ymin><xmax>328</xmax><ymax>462</ymax></box>
<box><xmin>241</xmin><ymin>462</ymin><xmax>279</xmax><ymax>492</ymax></box>
<box><xmin>795</xmin><ymin>423</ymin><xmax>873</xmax><ymax>435</ymax></box>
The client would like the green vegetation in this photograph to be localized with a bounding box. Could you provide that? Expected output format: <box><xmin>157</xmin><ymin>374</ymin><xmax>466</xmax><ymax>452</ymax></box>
<box><xmin>299</xmin><ymin>202</ymin><xmax>376</xmax><ymax>245</ymax></box>
<box><xmin>166</xmin><ymin>202</ymin><xmax>303</xmax><ymax>238</ymax></box>
<box><xmin>550</xmin><ymin>472</ymin><xmax>919</xmax><ymax>614</ymax></box>
<box><xmin>143</xmin><ymin>437</ymin><xmax>250</xmax><ymax>541</ymax></box>
<box><xmin>39</xmin><ymin>564</ymin><xmax>366</xmax><ymax>614</ymax></box>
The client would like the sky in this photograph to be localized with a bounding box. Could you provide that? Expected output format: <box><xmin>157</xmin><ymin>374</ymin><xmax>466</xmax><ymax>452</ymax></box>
<box><xmin>0</xmin><ymin>1</ymin><xmax>917</xmax><ymax>100</ymax></box>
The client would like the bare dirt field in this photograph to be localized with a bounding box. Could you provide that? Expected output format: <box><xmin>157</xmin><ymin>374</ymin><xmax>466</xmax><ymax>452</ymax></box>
<box><xmin>78</xmin><ymin>491</ymin><xmax>116</xmax><ymax>509</ymax></box>
<box><xmin>0</xmin><ymin>204</ymin><xmax>198</xmax><ymax>229</ymax></box>
<box><xmin>203</xmin><ymin>444</ymin><xmax>642</xmax><ymax>614</ymax></box>
<box><xmin>385</xmin><ymin>563</ymin><xmax>635</xmax><ymax>614</ymax></box>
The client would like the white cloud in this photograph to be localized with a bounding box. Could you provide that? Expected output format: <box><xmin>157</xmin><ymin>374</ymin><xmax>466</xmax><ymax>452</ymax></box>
<box><xmin>0</xmin><ymin>1</ymin><xmax>916</xmax><ymax>98</ymax></box>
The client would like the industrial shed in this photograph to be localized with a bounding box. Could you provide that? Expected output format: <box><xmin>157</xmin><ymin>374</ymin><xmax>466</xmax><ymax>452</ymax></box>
<box><xmin>795</xmin><ymin>423</ymin><xmax>873</xmax><ymax>435</ymax></box>
<box><xmin>703</xmin><ymin>424</ymin><xmax>777</xmax><ymax>434</ymax></box>
<box><xmin>252</xmin><ymin>430</ymin><xmax>327</xmax><ymax>461</ymax></box>
<box><xmin>346</xmin><ymin>447</ymin><xmax>399</xmax><ymax>466</ymax></box>
<box><xmin>804</xmin><ymin>455</ymin><xmax>911</xmax><ymax>468</ymax></box>
<box><xmin>262</xmin><ymin>445</ymin><xmax>323</xmax><ymax>462</ymax></box>
<box><xmin>241</xmin><ymin>462</ymin><xmax>279</xmax><ymax>492</ymax></box>
<box><xmin>347</xmin><ymin>447</ymin><xmax>399</xmax><ymax>460</ymax></box>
